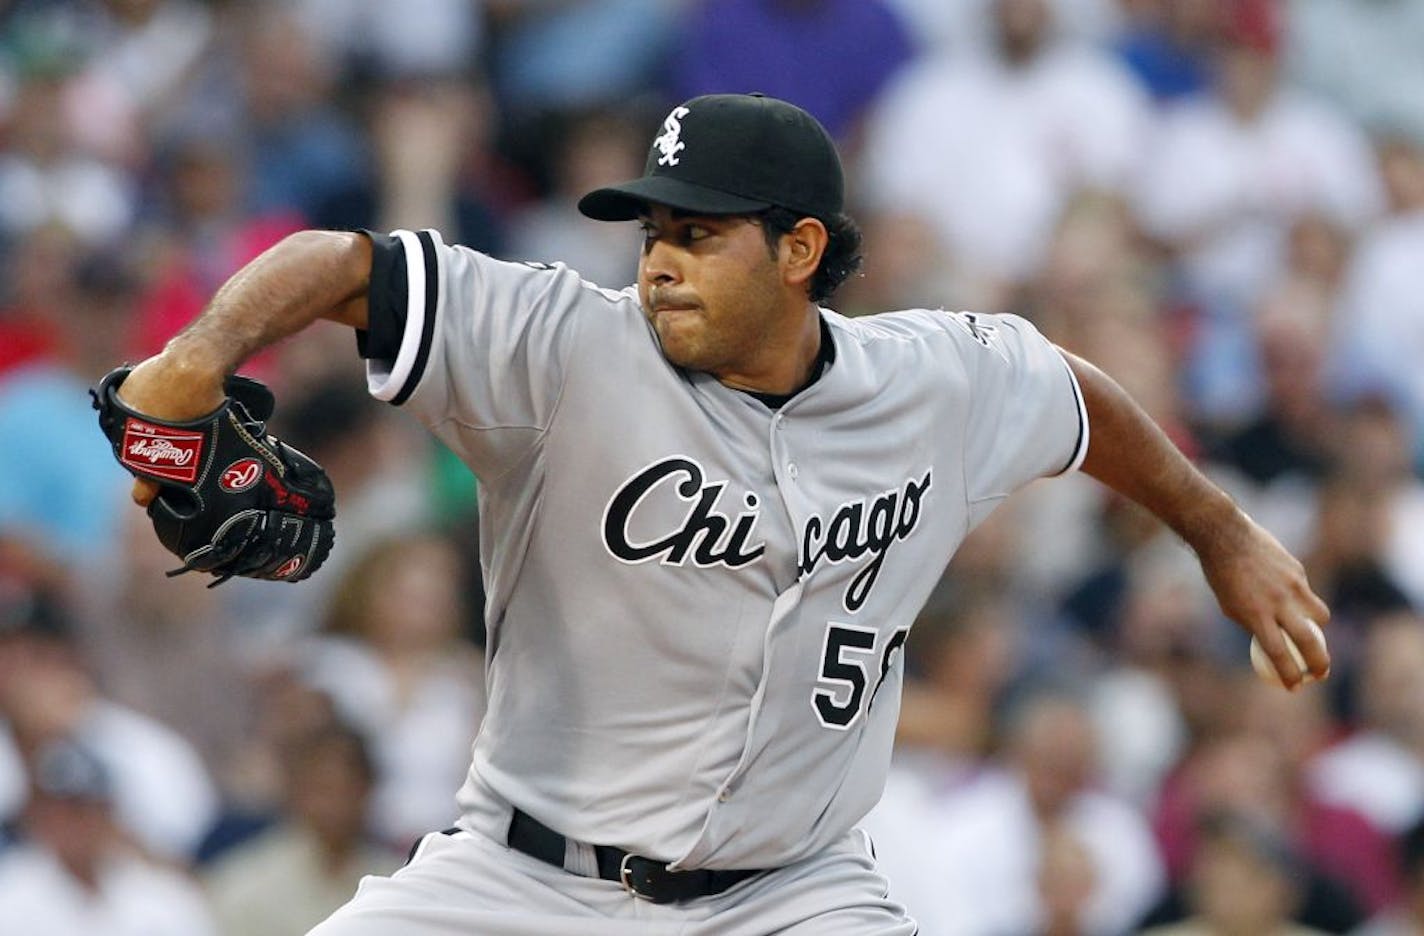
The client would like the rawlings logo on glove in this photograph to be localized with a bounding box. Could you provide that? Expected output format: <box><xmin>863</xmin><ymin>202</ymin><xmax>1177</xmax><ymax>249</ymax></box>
<box><xmin>122</xmin><ymin>422</ymin><xmax>205</xmax><ymax>476</ymax></box>
<box><xmin>92</xmin><ymin>366</ymin><xmax>336</xmax><ymax>586</ymax></box>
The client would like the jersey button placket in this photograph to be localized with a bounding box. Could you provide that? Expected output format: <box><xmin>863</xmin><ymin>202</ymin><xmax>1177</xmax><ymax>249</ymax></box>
<box><xmin>776</xmin><ymin>414</ymin><xmax>798</xmax><ymax>480</ymax></box>
<box><xmin>769</xmin><ymin>411</ymin><xmax>797</xmax><ymax>486</ymax></box>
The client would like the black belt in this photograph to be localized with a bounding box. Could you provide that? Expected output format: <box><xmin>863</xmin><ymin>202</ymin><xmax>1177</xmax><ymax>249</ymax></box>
<box><xmin>506</xmin><ymin>808</ymin><xmax>765</xmax><ymax>904</ymax></box>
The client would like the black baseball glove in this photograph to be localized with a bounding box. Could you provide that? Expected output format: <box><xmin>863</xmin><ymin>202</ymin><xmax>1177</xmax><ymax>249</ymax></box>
<box><xmin>92</xmin><ymin>366</ymin><xmax>335</xmax><ymax>586</ymax></box>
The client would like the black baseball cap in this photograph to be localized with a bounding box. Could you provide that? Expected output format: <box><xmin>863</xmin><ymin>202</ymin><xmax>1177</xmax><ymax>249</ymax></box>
<box><xmin>578</xmin><ymin>94</ymin><xmax>844</xmax><ymax>223</ymax></box>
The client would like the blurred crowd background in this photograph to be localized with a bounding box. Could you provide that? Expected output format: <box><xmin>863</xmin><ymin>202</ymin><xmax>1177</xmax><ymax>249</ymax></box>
<box><xmin>0</xmin><ymin>0</ymin><xmax>1422</xmax><ymax>933</ymax></box>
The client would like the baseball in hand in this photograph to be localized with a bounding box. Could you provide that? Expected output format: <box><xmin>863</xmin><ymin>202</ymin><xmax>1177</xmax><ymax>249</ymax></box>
<box><xmin>1250</xmin><ymin>620</ymin><xmax>1326</xmax><ymax>688</ymax></box>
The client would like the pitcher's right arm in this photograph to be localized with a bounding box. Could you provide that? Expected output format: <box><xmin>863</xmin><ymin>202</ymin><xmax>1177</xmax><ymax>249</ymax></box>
<box><xmin>118</xmin><ymin>230</ymin><xmax>372</xmax><ymax>504</ymax></box>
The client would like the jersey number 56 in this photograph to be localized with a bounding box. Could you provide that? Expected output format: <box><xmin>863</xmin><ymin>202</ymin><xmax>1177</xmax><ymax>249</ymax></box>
<box><xmin>812</xmin><ymin>623</ymin><xmax>910</xmax><ymax>730</ymax></box>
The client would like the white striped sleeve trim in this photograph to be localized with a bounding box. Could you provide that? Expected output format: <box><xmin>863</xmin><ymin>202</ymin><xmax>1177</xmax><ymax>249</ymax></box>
<box><xmin>366</xmin><ymin>228</ymin><xmax>444</xmax><ymax>403</ymax></box>
<box><xmin>1056</xmin><ymin>351</ymin><xmax>1090</xmax><ymax>475</ymax></box>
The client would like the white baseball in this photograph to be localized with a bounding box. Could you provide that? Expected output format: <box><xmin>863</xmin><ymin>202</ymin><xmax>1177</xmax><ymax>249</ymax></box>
<box><xmin>1250</xmin><ymin>619</ymin><xmax>1326</xmax><ymax>688</ymax></box>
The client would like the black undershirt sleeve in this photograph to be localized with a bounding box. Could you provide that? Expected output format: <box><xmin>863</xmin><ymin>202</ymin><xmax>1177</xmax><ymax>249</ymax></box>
<box><xmin>354</xmin><ymin>230</ymin><xmax>409</xmax><ymax>362</ymax></box>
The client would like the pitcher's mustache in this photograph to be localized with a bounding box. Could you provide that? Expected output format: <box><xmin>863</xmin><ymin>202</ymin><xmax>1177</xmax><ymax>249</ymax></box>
<box><xmin>649</xmin><ymin>288</ymin><xmax>700</xmax><ymax>310</ymax></box>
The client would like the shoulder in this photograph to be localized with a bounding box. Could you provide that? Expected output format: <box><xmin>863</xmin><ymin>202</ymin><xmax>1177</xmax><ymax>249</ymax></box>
<box><xmin>830</xmin><ymin>311</ymin><xmax>1045</xmax><ymax>397</ymax></box>
<box><xmin>456</xmin><ymin>248</ymin><xmax>641</xmax><ymax>309</ymax></box>
<box><xmin>830</xmin><ymin>306</ymin><xmax>977</xmax><ymax>342</ymax></box>
<box><xmin>382</xmin><ymin>229</ymin><xmax>639</xmax><ymax>316</ymax></box>
<box><xmin>832</xmin><ymin>307</ymin><xmax>1028</xmax><ymax>358</ymax></box>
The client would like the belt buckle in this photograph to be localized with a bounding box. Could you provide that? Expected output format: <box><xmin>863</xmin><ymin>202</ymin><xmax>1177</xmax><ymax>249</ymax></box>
<box><xmin>619</xmin><ymin>853</ymin><xmax>654</xmax><ymax>901</ymax></box>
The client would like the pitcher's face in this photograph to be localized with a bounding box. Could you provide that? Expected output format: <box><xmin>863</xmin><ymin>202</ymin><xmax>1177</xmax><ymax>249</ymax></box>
<box><xmin>636</xmin><ymin>206</ymin><xmax>783</xmax><ymax>380</ymax></box>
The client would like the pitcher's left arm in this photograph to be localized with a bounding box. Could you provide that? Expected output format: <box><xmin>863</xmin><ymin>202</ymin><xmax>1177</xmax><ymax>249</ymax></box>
<box><xmin>1062</xmin><ymin>350</ymin><xmax>1331</xmax><ymax>689</ymax></box>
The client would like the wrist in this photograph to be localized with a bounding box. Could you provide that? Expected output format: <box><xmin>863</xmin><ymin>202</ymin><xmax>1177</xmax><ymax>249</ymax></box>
<box><xmin>1176</xmin><ymin>488</ymin><xmax>1250</xmax><ymax>560</ymax></box>
<box><xmin>117</xmin><ymin>350</ymin><xmax>227</xmax><ymax>420</ymax></box>
<box><xmin>162</xmin><ymin>331</ymin><xmax>236</xmax><ymax>382</ymax></box>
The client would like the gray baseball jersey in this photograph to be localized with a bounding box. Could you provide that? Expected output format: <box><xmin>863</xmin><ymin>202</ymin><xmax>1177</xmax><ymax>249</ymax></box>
<box><xmin>359</xmin><ymin>228</ymin><xmax>1086</xmax><ymax>872</ymax></box>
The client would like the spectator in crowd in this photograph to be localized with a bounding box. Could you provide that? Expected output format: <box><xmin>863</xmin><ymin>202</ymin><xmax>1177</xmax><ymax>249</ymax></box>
<box><xmin>0</xmin><ymin>238</ymin><xmax>135</xmax><ymax>562</ymax></box>
<box><xmin>1300</xmin><ymin>468</ymin><xmax>1414</xmax><ymax>643</ymax></box>
<box><xmin>294</xmin><ymin>0</ymin><xmax>485</xmax><ymax>83</ymax></box>
<box><xmin>1240</xmin><ymin>676</ymin><xmax>1399</xmax><ymax>915</ymax></box>
<box><xmin>302</xmin><ymin>74</ymin><xmax>507</xmax><ymax>254</ymax></box>
<box><xmin>1115</xmin><ymin>0</ymin><xmax>1222</xmax><ymax>102</ymax></box>
<box><xmin>0</xmin><ymin>738</ymin><xmax>219</xmax><ymax>936</ymax></box>
<box><xmin>1353</xmin><ymin>816</ymin><xmax>1424</xmax><ymax>936</ymax></box>
<box><xmin>1002</xmin><ymin>193</ymin><xmax>1180</xmax><ymax>601</ymax></box>
<box><xmin>1133</xmin><ymin>0</ymin><xmax>1383</xmax><ymax>422</ymax></box>
<box><xmin>669</xmin><ymin>0</ymin><xmax>914</xmax><ymax>142</ymax></box>
<box><xmin>1206</xmin><ymin>216</ymin><xmax>1347</xmax><ymax>498</ymax></box>
<box><xmin>1199</xmin><ymin>215</ymin><xmax>1350</xmax><ymax>561</ymax></box>
<box><xmin>76</xmin><ymin>509</ymin><xmax>258</xmax><ymax>793</ymax></box>
<box><xmin>1311</xmin><ymin>613</ymin><xmax>1424</xmax><ymax>837</ymax></box>
<box><xmin>869</xmin><ymin>690</ymin><xmax>1164</xmax><ymax>935</ymax></box>
<box><xmin>128</xmin><ymin>129</ymin><xmax>304</xmax><ymax>364</ymax></box>
<box><xmin>862</xmin><ymin>0</ymin><xmax>1151</xmax><ymax>309</ymax></box>
<box><xmin>486</xmin><ymin>0</ymin><xmax>680</xmax><ymax>110</ymax></box>
<box><xmin>1086</xmin><ymin>544</ymin><xmax>1210</xmax><ymax>811</ymax></box>
<box><xmin>504</xmin><ymin>107</ymin><xmax>647</xmax><ymax>285</ymax></box>
<box><xmin>1036</xmin><ymin>818</ymin><xmax>1101</xmax><ymax>936</ymax></box>
<box><xmin>237</xmin><ymin>2</ymin><xmax>369</xmax><ymax>224</ymax></box>
<box><xmin>864</xmin><ymin>548</ymin><xmax>1031</xmax><ymax>925</ymax></box>
<box><xmin>1285</xmin><ymin>0</ymin><xmax>1424</xmax><ymax>147</ymax></box>
<box><xmin>1142</xmin><ymin>810</ymin><xmax>1330</xmax><ymax>936</ymax></box>
<box><xmin>1329</xmin><ymin>135</ymin><xmax>1424</xmax><ymax>470</ymax></box>
<box><xmin>892</xmin><ymin>582</ymin><xmax>1020</xmax><ymax>787</ymax></box>
<box><xmin>201</xmin><ymin>670</ymin><xmax>343</xmax><ymax>861</ymax></box>
<box><xmin>59</xmin><ymin>0</ymin><xmax>216</xmax><ymax>166</ymax></box>
<box><xmin>300</xmin><ymin>533</ymin><xmax>485</xmax><ymax>849</ymax></box>
<box><xmin>143</xmin><ymin>2</ymin><xmax>370</xmax><ymax>227</ymax></box>
<box><xmin>0</xmin><ymin>64</ymin><xmax>136</xmax><ymax>247</ymax></box>
<box><xmin>1153</xmin><ymin>682</ymin><xmax>1392</xmax><ymax>927</ymax></box>
<box><xmin>204</xmin><ymin>722</ymin><xmax>401</xmax><ymax>936</ymax></box>
<box><xmin>368</xmin><ymin>77</ymin><xmax>505</xmax><ymax>249</ymax></box>
<box><xmin>882</xmin><ymin>0</ymin><xmax>1121</xmax><ymax>56</ymax></box>
<box><xmin>831</xmin><ymin>208</ymin><xmax>960</xmax><ymax>317</ymax></box>
<box><xmin>0</xmin><ymin>581</ymin><xmax>218</xmax><ymax>863</ymax></box>
<box><xmin>1328</xmin><ymin>398</ymin><xmax>1424</xmax><ymax>612</ymax></box>
<box><xmin>0</xmin><ymin>226</ymin><xmax>67</xmax><ymax>376</ymax></box>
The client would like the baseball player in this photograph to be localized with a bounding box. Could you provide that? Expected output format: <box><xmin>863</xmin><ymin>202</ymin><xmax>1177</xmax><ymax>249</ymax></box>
<box><xmin>108</xmin><ymin>94</ymin><xmax>1330</xmax><ymax>934</ymax></box>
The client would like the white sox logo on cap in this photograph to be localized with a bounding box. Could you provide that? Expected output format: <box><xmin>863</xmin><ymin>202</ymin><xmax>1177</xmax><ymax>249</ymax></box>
<box><xmin>653</xmin><ymin>106</ymin><xmax>691</xmax><ymax>167</ymax></box>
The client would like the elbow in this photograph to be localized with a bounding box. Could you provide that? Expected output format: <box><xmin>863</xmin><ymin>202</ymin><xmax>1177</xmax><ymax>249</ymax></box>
<box><xmin>280</xmin><ymin>230</ymin><xmax>372</xmax><ymax>329</ymax></box>
<box><xmin>280</xmin><ymin>229</ymin><xmax>370</xmax><ymax>270</ymax></box>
